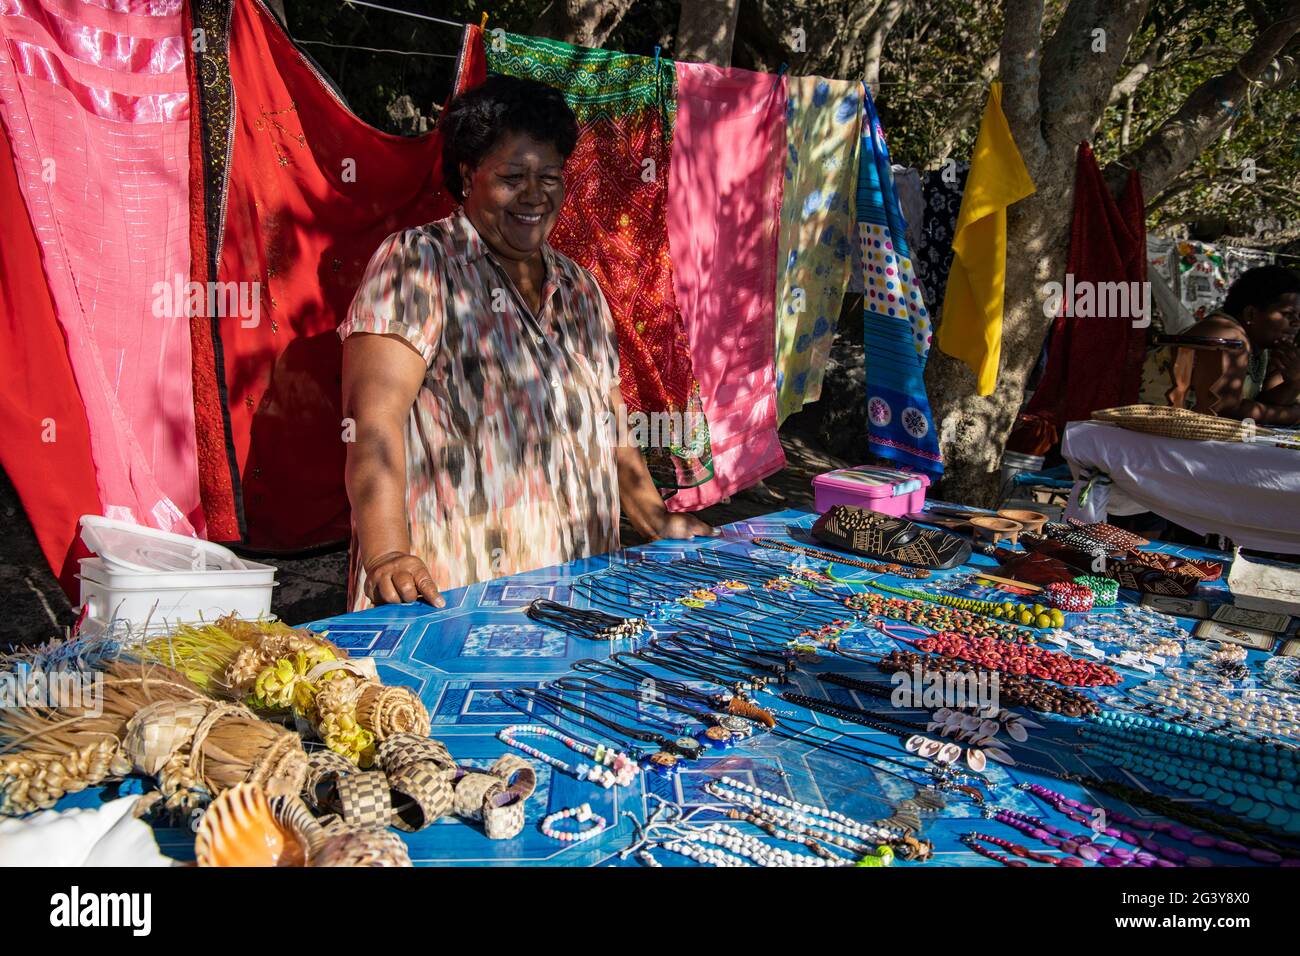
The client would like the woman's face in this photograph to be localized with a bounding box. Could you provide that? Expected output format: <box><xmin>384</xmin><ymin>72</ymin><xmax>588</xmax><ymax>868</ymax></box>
<box><xmin>1245</xmin><ymin>293</ymin><xmax>1300</xmax><ymax>347</ymax></box>
<box><xmin>461</xmin><ymin>132</ymin><xmax>565</xmax><ymax>262</ymax></box>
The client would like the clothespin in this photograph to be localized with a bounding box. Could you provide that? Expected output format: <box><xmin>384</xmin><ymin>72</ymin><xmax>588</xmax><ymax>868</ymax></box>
<box><xmin>653</xmin><ymin>45</ymin><xmax>661</xmax><ymax>70</ymax></box>
<box><xmin>480</xmin><ymin>12</ymin><xmax>488</xmax><ymax>30</ymax></box>
<box><xmin>777</xmin><ymin>62</ymin><xmax>788</xmax><ymax>77</ymax></box>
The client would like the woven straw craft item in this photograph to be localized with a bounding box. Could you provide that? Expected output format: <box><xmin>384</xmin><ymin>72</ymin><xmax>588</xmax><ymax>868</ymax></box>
<box><xmin>310</xmin><ymin>823</ymin><xmax>413</xmax><ymax>867</ymax></box>
<box><xmin>1092</xmin><ymin>405</ymin><xmax>1300</xmax><ymax>447</ymax></box>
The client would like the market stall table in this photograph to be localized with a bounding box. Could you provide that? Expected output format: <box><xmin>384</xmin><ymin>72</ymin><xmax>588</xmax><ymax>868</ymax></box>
<box><xmin>1061</xmin><ymin>420</ymin><xmax>1300</xmax><ymax>553</ymax></box>
<box><xmin>50</xmin><ymin>507</ymin><xmax>1294</xmax><ymax>867</ymax></box>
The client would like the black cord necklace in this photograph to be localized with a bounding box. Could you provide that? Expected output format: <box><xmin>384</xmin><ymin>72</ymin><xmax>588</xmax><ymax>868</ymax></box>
<box><xmin>517</xmin><ymin>687</ymin><xmax>706</xmax><ymax>759</ymax></box>
<box><xmin>525</xmin><ymin>598</ymin><xmax>647</xmax><ymax>641</ymax></box>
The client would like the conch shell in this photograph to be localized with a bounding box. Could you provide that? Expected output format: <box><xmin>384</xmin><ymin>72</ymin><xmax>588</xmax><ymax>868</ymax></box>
<box><xmin>194</xmin><ymin>783</ymin><xmax>306</xmax><ymax>867</ymax></box>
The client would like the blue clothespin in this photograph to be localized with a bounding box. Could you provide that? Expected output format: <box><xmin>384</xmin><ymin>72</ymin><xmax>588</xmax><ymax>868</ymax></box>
<box><xmin>777</xmin><ymin>62</ymin><xmax>788</xmax><ymax>77</ymax></box>
<box><xmin>654</xmin><ymin>45</ymin><xmax>661</xmax><ymax>70</ymax></box>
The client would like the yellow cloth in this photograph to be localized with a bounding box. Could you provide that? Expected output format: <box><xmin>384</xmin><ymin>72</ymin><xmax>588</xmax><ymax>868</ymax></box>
<box><xmin>935</xmin><ymin>83</ymin><xmax>1035</xmax><ymax>395</ymax></box>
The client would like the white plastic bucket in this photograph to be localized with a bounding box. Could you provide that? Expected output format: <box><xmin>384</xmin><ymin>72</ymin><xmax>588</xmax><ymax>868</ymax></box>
<box><xmin>77</xmin><ymin>557</ymin><xmax>277</xmax><ymax>632</ymax></box>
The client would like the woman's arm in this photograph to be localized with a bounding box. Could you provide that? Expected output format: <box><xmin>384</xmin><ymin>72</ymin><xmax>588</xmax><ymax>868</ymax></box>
<box><xmin>610</xmin><ymin>386</ymin><xmax>719</xmax><ymax>542</ymax></box>
<box><xmin>342</xmin><ymin>332</ymin><xmax>445</xmax><ymax>606</ymax></box>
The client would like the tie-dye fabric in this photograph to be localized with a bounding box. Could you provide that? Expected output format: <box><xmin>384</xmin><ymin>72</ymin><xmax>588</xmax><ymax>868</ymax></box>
<box><xmin>484</xmin><ymin>32</ymin><xmax>712</xmax><ymax>489</ymax></box>
<box><xmin>339</xmin><ymin>212</ymin><xmax>622</xmax><ymax>612</ymax></box>
<box><xmin>774</xmin><ymin>76</ymin><xmax>861</xmax><ymax>422</ymax></box>
<box><xmin>857</xmin><ymin>85</ymin><xmax>944</xmax><ymax>475</ymax></box>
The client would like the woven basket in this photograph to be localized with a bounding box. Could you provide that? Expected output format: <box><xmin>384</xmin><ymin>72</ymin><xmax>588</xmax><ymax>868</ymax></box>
<box><xmin>1092</xmin><ymin>405</ymin><xmax>1300</xmax><ymax>448</ymax></box>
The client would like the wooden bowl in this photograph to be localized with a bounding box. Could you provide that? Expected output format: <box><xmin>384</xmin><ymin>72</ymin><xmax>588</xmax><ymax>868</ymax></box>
<box><xmin>970</xmin><ymin>515</ymin><xmax>1024</xmax><ymax>545</ymax></box>
<box><xmin>997</xmin><ymin>509</ymin><xmax>1049</xmax><ymax>534</ymax></box>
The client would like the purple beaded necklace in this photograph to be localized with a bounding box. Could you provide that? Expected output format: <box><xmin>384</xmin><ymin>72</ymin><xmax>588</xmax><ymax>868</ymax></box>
<box><xmin>993</xmin><ymin>809</ymin><xmax>1172</xmax><ymax>868</ymax></box>
<box><xmin>1023</xmin><ymin>783</ymin><xmax>1300</xmax><ymax>867</ymax></box>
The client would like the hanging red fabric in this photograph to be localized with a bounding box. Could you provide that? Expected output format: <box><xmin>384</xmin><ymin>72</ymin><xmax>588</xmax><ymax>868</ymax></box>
<box><xmin>0</xmin><ymin>122</ymin><xmax>100</xmax><ymax>598</ymax></box>
<box><xmin>214</xmin><ymin>0</ymin><xmax>461</xmax><ymax>548</ymax></box>
<box><xmin>1024</xmin><ymin>143</ymin><xmax>1148</xmax><ymax>431</ymax></box>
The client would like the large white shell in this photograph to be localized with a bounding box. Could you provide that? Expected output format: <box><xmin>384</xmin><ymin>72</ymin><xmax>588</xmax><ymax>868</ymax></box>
<box><xmin>905</xmin><ymin>735</ymin><xmax>927</xmax><ymax>753</ymax></box>
<box><xmin>919</xmin><ymin>739</ymin><xmax>943</xmax><ymax>758</ymax></box>
<box><xmin>965</xmin><ymin>749</ymin><xmax>988</xmax><ymax>772</ymax></box>
<box><xmin>1005</xmin><ymin>720</ymin><xmax>1030</xmax><ymax>743</ymax></box>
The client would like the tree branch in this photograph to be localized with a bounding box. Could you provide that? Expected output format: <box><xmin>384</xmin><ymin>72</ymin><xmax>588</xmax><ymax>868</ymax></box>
<box><xmin>863</xmin><ymin>0</ymin><xmax>908</xmax><ymax>88</ymax></box>
<box><xmin>531</xmin><ymin>0</ymin><xmax>636</xmax><ymax>47</ymax></box>
<box><xmin>837</xmin><ymin>0</ymin><xmax>888</xmax><ymax>77</ymax></box>
<box><xmin>1039</xmin><ymin>0</ymin><xmax>1153</xmax><ymax>149</ymax></box>
<box><xmin>1107</xmin><ymin>2</ymin><xmax>1300</xmax><ymax>199</ymax></box>
<box><xmin>1108</xmin><ymin>34</ymin><xmax>1163</xmax><ymax>105</ymax></box>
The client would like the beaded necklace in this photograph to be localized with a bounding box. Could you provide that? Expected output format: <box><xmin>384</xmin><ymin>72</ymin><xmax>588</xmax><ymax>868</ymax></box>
<box><xmin>991</xmin><ymin>809</ymin><xmax>1158</xmax><ymax>867</ymax></box>
<box><xmin>1075</xmin><ymin>736</ymin><xmax>1300</xmax><ymax>832</ymax></box>
<box><xmin>962</xmin><ymin>832</ymin><xmax>1076</xmax><ymax>867</ymax></box>
<box><xmin>498</xmin><ymin>724</ymin><xmax>638</xmax><ymax>789</ymax></box>
<box><xmin>873</xmin><ymin>648</ymin><xmax>1101</xmax><ymax>717</ymax></box>
<box><xmin>867</xmin><ymin>580</ymin><xmax>1064</xmax><ymax>632</ymax></box>
<box><xmin>844</xmin><ymin>590</ymin><xmax>1036</xmax><ymax>644</ymax></box>
<box><xmin>1022</xmin><ymin>783</ymin><xmax>1300</xmax><ymax>866</ymax></box>
<box><xmin>749</xmin><ymin>537</ymin><xmax>931</xmax><ymax>578</ymax></box>
<box><xmin>894</xmin><ymin>626</ymin><xmax>1122</xmax><ymax>687</ymax></box>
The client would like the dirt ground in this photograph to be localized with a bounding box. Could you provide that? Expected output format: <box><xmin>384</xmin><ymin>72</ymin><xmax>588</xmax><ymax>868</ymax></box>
<box><xmin>0</xmin><ymin>407</ymin><xmax>846</xmax><ymax>644</ymax></box>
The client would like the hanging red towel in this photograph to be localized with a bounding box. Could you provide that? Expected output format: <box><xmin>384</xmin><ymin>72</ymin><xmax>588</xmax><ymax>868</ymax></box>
<box><xmin>0</xmin><ymin>122</ymin><xmax>100</xmax><ymax>598</ymax></box>
<box><xmin>210</xmin><ymin>0</ymin><xmax>463</xmax><ymax>548</ymax></box>
<box><xmin>1025</xmin><ymin>143</ymin><xmax>1147</xmax><ymax>430</ymax></box>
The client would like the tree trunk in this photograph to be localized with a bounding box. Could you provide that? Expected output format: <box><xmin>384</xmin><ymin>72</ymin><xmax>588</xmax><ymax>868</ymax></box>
<box><xmin>924</xmin><ymin>184</ymin><xmax>1072</xmax><ymax>506</ymax></box>
<box><xmin>676</xmin><ymin>0</ymin><xmax>742</xmax><ymax>64</ymax></box>
<box><xmin>531</xmin><ymin>0</ymin><xmax>636</xmax><ymax>47</ymax></box>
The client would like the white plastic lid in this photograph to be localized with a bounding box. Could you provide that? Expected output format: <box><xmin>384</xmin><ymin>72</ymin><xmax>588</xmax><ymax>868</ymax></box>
<box><xmin>79</xmin><ymin>515</ymin><xmax>247</xmax><ymax>574</ymax></box>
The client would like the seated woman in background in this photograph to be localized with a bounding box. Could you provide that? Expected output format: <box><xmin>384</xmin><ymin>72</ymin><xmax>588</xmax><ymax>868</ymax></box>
<box><xmin>1178</xmin><ymin>265</ymin><xmax>1300</xmax><ymax>425</ymax></box>
<box><xmin>339</xmin><ymin>76</ymin><xmax>715</xmax><ymax>611</ymax></box>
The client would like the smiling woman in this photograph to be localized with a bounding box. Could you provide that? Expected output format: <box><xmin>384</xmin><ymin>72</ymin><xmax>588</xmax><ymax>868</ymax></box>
<box><xmin>338</xmin><ymin>76</ymin><xmax>717</xmax><ymax>611</ymax></box>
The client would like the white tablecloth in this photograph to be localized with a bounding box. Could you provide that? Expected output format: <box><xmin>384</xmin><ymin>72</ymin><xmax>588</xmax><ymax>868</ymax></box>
<box><xmin>1061</xmin><ymin>421</ymin><xmax>1300</xmax><ymax>553</ymax></box>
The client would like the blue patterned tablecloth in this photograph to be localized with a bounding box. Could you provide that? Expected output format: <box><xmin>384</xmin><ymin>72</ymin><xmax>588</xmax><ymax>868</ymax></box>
<box><xmin>59</xmin><ymin>507</ymin><xmax>1293</xmax><ymax>867</ymax></box>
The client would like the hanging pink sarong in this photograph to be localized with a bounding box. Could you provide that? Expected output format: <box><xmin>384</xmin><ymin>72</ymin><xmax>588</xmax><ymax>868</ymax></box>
<box><xmin>0</xmin><ymin>0</ymin><xmax>200</xmax><ymax>534</ymax></box>
<box><xmin>666</xmin><ymin>63</ymin><xmax>786</xmax><ymax>510</ymax></box>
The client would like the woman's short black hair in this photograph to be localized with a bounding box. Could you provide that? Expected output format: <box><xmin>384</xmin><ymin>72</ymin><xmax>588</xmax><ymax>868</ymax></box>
<box><xmin>440</xmin><ymin>75</ymin><xmax>579</xmax><ymax>202</ymax></box>
<box><xmin>1224</xmin><ymin>265</ymin><xmax>1300</xmax><ymax>317</ymax></box>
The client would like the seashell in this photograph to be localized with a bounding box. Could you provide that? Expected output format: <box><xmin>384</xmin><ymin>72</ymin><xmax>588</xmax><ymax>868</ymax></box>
<box><xmin>965</xmin><ymin>749</ymin><xmax>988</xmax><ymax>772</ymax></box>
<box><xmin>194</xmin><ymin>783</ymin><xmax>306</xmax><ymax>867</ymax></box>
<box><xmin>983</xmin><ymin>746</ymin><xmax>1017</xmax><ymax>767</ymax></box>
<box><xmin>905</xmin><ymin>735</ymin><xmax>927</xmax><ymax>753</ymax></box>
<box><xmin>935</xmin><ymin>743</ymin><xmax>961</xmax><ymax>764</ymax></box>
<box><xmin>919</xmin><ymin>739</ymin><xmax>943</xmax><ymax>758</ymax></box>
<box><xmin>960</xmin><ymin>714</ymin><xmax>982</xmax><ymax>732</ymax></box>
<box><xmin>1005</xmin><ymin>720</ymin><xmax>1030</xmax><ymax>743</ymax></box>
<box><xmin>932</xmin><ymin>708</ymin><xmax>953</xmax><ymax>722</ymax></box>
<box><xmin>926</xmin><ymin>722</ymin><xmax>943</xmax><ymax>733</ymax></box>
<box><xmin>978</xmin><ymin>719</ymin><xmax>1001</xmax><ymax>738</ymax></box>
<box><xmin>971</xmin><ymin>734</ymin><xmax>999</xmax><ymax>747</ymax></box>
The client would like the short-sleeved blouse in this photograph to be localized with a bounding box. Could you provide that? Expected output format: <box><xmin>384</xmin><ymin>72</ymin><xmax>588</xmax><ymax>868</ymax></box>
<box><xmin>339</xmin><ymin>211</ymin><xmax>622</xmax><ymax>611</ymax></box>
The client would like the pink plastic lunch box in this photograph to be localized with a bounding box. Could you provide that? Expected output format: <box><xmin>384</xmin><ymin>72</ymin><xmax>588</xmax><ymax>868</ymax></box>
<box><xmin>812</xmin><ymin>465</ymin><xmax>931</xmax><ymax>517</ymax></box>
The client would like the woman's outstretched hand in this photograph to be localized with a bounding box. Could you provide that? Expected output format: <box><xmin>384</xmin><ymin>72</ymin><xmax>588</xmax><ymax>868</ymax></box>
<box><xmin>649</xmin><ymin>512</ymin><xmax>721</xmax><ymax>541</ymax></box>
<box><xmin>363</xmin><ymin>551</ymin><xmax>445</xmax><ymax>607</ymax></box>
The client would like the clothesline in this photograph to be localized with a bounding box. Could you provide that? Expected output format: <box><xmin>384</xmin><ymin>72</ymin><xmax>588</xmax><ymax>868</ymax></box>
<box><xmin>297</xmin><ymin>37</ymin><xmax>457</xmax><ymax>57</ymax></box>
<box><xmin>329</xmin><ymin>1</ymin><xmax>1002</xmax><ymax>86</ymax></box>
<box><xmin>339</xmin><ymin>0</ymin><xmax>463</xmax><ymax>28</ymax></box>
